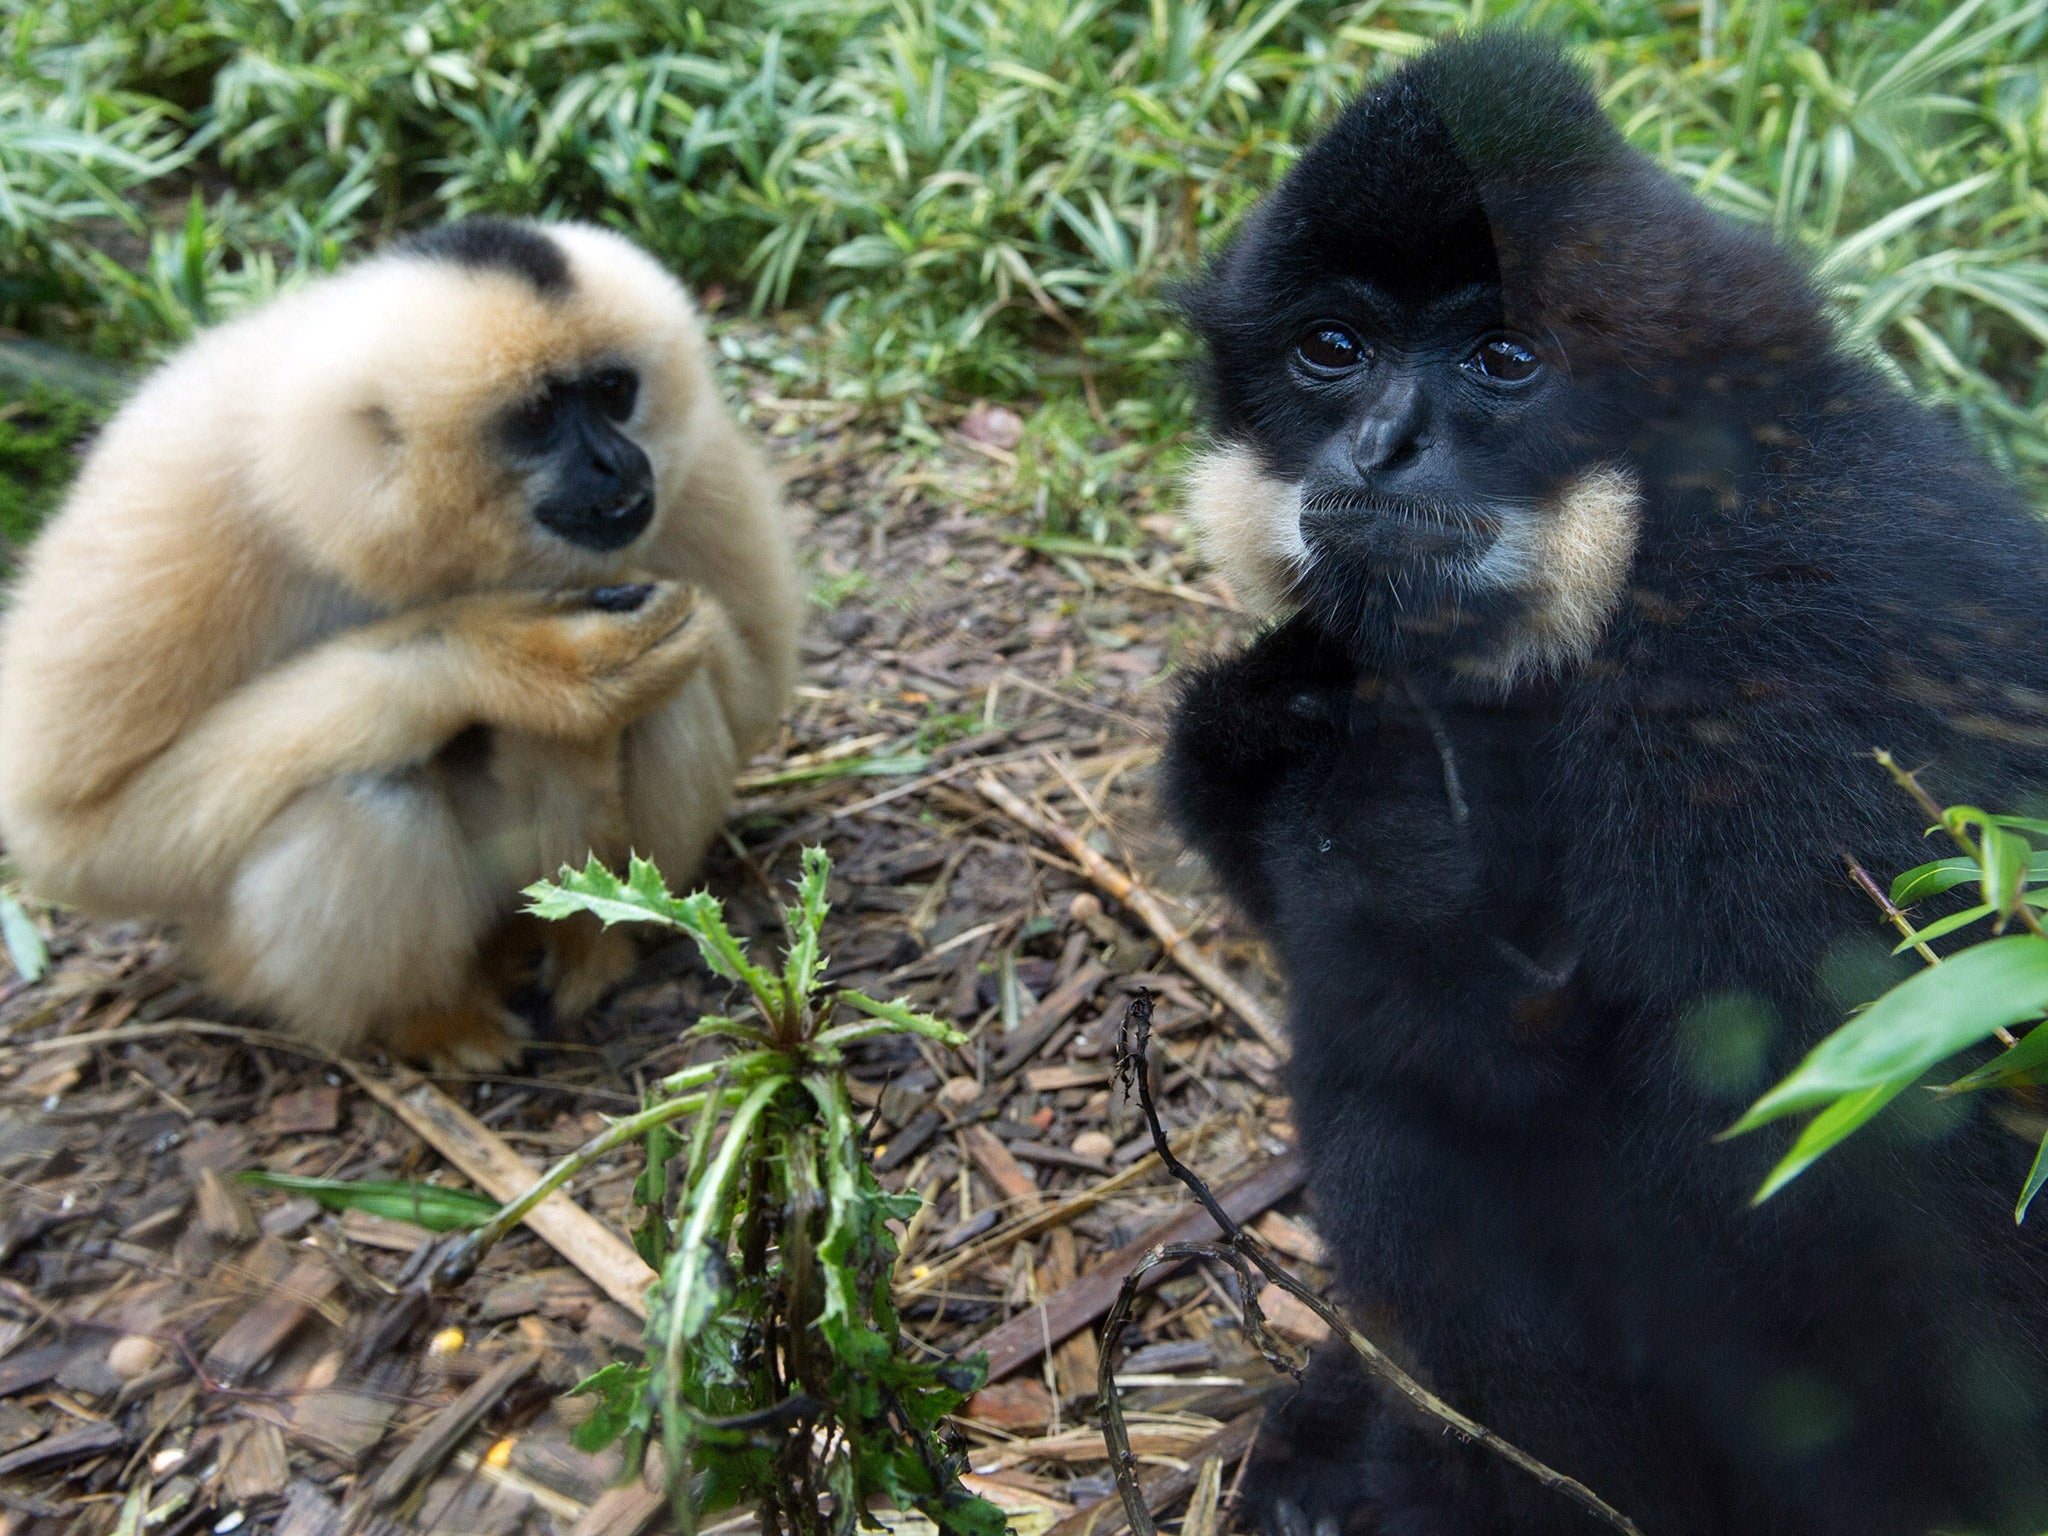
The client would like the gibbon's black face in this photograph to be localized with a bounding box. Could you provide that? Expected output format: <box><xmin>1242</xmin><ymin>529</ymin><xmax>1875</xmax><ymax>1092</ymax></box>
<box><xmin>500</xmin><ymin>362</ymin><xmax>655</xmax><ymax>552</ymax></box>
<box><xmin>1182</xmin><ymin>32</ymin><xmax>1829</xmax><ymax>671</ymax></box>
<box><xmin>1279</xmin><ymin>289</ymin><xmax>1572</xmax><ymax>611</ymax></box>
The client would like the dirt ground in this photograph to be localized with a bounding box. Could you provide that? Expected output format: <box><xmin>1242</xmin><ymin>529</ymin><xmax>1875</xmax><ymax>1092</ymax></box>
<box><xmin>0</xmin><ymin>374</ymin><xmax>1327</xmax><ymax>1536</ymax></box>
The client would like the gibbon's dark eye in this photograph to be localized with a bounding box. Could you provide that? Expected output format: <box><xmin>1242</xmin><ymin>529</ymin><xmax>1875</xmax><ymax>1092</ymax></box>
<box><xmin>588</xmin><ymin>365</ymin><xmax>639</xmax><ymax>422</ymax></box>
<box><xmin>1296</xmin><ymin>325</ymin><xmax>1369</xmax><ymax>374</ymax></box>
<box><xmin>508</xmin><ymin>386</ymin><xmax>560</xmax><ymax>442</ymax></box>
<box><xmin>1465</xmin><ymin>336</ymin><xmax>1542</xmax><ymax>384</ymax></box>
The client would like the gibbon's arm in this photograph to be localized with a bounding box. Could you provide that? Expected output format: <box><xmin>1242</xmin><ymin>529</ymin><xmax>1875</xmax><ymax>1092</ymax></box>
<box><xmin>1166</xmin><ymin>615</ymin><xmax>1361</xmax><ymax>926</ymax></box>
<box><xmin>639</xmin><ymin>403</ymin><xmax>801</xmax><ymax>754</ymax></box>
<box><xmin>36</xmin><ymin>582</ymin><xmax>711</xmax><ymax>913</ymax></box>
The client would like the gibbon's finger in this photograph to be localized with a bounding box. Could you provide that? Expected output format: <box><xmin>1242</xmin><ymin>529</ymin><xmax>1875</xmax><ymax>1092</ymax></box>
<box><xmin>608</xmin><ymin>598</ymin><xmax>717</xmax><ymax>683</ymax></box>
<box><xmin>588</xmin><ymin>582</ymin><xmax>654</xmax><ymax>613</ymax></box>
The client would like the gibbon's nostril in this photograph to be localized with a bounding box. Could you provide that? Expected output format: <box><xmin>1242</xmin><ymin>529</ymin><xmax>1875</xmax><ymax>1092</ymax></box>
<box><xmin>588</xmin><ymin>583</ymin><xmax>654</xmax><ymax>613</ymax></box>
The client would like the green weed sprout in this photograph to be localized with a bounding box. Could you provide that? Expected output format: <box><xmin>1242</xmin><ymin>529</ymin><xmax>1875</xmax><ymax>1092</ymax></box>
<box><xmin>439</xmin><ymin>847</ymin><xmax>1002</xmax><ymax>1536</ymax></box>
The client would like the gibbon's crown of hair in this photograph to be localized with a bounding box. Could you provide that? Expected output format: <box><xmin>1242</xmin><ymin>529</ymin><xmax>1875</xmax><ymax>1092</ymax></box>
<box><xmin>1184</xmin><ymin>29</ymin><xmax>1831</xmax><ymax>395</ymax></box>
<box><xmin>398</xmin><ymin>216</ymin><xmax>572</xmax><ymax>297</ymax></box>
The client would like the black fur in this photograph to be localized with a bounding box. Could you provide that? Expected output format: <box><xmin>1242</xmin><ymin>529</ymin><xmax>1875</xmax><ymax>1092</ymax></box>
<box><xmin>1168</xmin><ymin>31</ymin><xmax>2048</xmax><ymax>1536</ymax></box>
<box><xmin>401</xmin><ymin>216</ymin><xmax>571</xmax><ymax>296</ymax></box>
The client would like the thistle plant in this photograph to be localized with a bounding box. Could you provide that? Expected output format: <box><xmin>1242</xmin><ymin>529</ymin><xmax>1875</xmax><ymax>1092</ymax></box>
<box><xmin>440</xmin><ymin>847</ymin><xmax>1002</xmax><ymax>1536</ymax></box>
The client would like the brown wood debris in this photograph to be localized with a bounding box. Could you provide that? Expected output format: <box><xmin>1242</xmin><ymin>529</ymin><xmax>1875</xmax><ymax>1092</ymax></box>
<box><xmin>0</xmin><ymin>382</ymin><xmax>1317</xmax><ymax>1535</ymax></box>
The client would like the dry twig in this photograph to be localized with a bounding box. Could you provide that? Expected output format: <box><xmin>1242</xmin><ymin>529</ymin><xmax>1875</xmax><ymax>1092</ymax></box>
<box><xmin>345</xmin><ymin>1065</ymin><xmax>655</xmax><ymax>1317</ymax></box>
<box><xmin>975</xmin><ymin>772</ymin><xmax>1286</xmax><ymax>1053</ymax></box>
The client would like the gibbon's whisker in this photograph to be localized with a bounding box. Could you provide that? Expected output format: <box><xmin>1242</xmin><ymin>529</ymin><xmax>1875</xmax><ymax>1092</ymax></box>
<box><xmin>1297</xmin><ymin>491</ymin><xmax>1504</xmax><ymax>537</ymax></box>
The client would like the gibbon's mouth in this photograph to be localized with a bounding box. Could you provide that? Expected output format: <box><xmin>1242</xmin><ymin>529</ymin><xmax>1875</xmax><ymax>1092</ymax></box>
<box><xmin>1298</xmin><ymin>493</ymin><xmax>1503</xmax><ymax>559</ymax></box>
<box><xmin>598</xmin><ymin>489</ymin><xmax>655</xmax><ymax>528</ymax></box>
<box><xmin>542</xmin><ymin>488</ymin><xmax>657</xmax><ymax>552</ymax></box>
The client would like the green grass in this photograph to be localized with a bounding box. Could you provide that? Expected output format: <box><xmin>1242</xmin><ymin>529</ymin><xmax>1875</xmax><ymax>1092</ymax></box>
<box><xmin>0</xmin><ymin>381</ymin><xmax>104</xmax><ymax>560</ymax></box>
<box><xmin>3</xmin><ymin>0</ymin><xmax>2044</xmax><ymax>532</ymax></box>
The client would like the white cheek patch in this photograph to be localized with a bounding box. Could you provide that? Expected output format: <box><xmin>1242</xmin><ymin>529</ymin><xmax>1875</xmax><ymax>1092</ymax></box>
<box><xmin>1180</xmin><ymin>445</ymin><xmax>1308</xmax><ymax>615</ymax></box>
<box><xmin>1464</xmin><ymin>464</ymin><xmax>1642</xmax><ymax>689</ymax></box>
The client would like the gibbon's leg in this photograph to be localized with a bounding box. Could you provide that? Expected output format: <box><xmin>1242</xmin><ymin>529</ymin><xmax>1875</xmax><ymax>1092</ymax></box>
<box><xmin>478</xmin><ymin>728</ymin><xmax>644</xmax><ymax>1023</ymax></box>
<box><xmin>1240</xmin><ymin>1347</ymin><xmax>1398</xmax><ymax>1536</ymax></box>
<box><xmin>528</xmin><ymin>606</ymin><xmax>751</xmax><ymax>1025</ymax></box>
<box><xmin>542</xmin><ymin>916</ymin><xmax>640</xmax><ymax>1023</ymax></box>
<box><xmin>620</xmin><ymin>671</ymin><xmax>742</xmax><ymax>878</ymax></box>
<box><xmin>40</xmin><ymin>581</ymin><xmax>707</xmax><ymax>918</ymax></box>
<box><xmin>191</xmin><ymin>773</ymin><xmax>522</xmax><ymax>1067</ymax></box>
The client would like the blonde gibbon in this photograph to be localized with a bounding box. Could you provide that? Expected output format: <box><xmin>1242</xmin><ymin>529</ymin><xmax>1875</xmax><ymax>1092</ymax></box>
<box><xmin>0</xmin><ymin>218</ymin><xmax>799</xmax><ymax>1068</ymax></box>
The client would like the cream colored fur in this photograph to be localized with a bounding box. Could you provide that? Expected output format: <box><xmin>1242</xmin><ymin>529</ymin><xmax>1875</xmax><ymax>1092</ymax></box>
<box><xmin>1180</xmin><ymin>445</ymin><xmax>1309</xmax><ymax>612</ymax></box>
<box><xmin>0</xmin><ymin>223</ymin><xmax>799</xmax><ymax>1065</ymax></box>
<box><xmin>1460</xmin><ymin>464</ymin><xmax>1642</xmax><ymax>689</ymax></box>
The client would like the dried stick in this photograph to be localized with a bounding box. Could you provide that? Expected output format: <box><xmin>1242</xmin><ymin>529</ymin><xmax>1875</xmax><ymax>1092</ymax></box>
<box><xmin>348</xmin><ymin>1065</ymin><xmax>656</xmax><ymax>1318</ymax></box>
<box><xmin>1094</xmin><ymin>993</ymin><xmax>1644</xmax><ymax>1536</ymax></box>
<box><xmin>1843</xmin><ymin>853</ymin><xmax>1942</xmax><ymax>968</ymax></box>
<box><xmin>975</xmin><ymin>771</ymin><xmax>1287</xmax><ymax>1055</ymax></box>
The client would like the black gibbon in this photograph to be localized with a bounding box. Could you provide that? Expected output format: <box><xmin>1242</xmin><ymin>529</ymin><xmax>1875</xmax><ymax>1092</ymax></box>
<box><xmin>0</xmin><ymin>219</ymin><xmax>799</xmax><ymax>1068</ymax></box>
<box><xmin>1168</xmin><ymin>31</ymin><xmax>2048</xmax><ymax>1536</ymax></box>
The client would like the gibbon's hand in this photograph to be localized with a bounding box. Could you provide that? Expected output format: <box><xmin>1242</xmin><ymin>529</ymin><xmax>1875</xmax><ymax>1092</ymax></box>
<box><xmin>429</xmin><ymin>579</ymin><xmax>718</xmax><ymax>740</ymax></box>
<box><xmin>1177</xmin><ymin>612</ymin><xmax>1363</xmax><ymax>768</ymax></box>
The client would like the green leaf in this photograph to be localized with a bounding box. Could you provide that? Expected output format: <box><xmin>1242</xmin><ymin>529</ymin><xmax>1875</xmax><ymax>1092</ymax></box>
<box><xmin>1892</xmin><ymin>902</ymin><xmax>1993</xmax><ymax>952</ymax></box>
<box><xmin>1752</xmin><ymin>1077</ymin><xmax>1915</xmax><ymax>1203</ymax></box>
<box><xmin>1002</xmin><ymin>532</ymin><xmax>1138</xmax><ymax>562</ymax></box>
<box><xmin>1893</xmin><ymin>855</ymin><xmax>2048</xmax><ymax>905</ymax></box>
<box><xmin>525</xmin><ymin>854</ymin><xmax>686</xmax><ymax>929</ymax></box>
<box><xmin>236</xmin><ymin>1171</ymin><xmax>498</xmax><ymax>1231</ymax></box>
<box><xmin>829</xmin><ymin>990</ymin><xmax>970</xmax><ymax>1048</ymax></box>
<box><xmin>782</xmin><ymin>845</ymin><xmax>832</xmax><ymax>1006</ymax></box>
<box><xmin>1890</xmin><ymin>857</ymin><xmax>1980</xmax><ymax>905</ymax></box>
<box><xmin>2018</xmin><ymin>1130</ymin><xmax>2048</xmax><ymax>1224</ymax></box>
<box><xmin>1729</xmin><ymin>935</ymin><xmax>2048</xmax><ymax>1134</ymax></box>
<box><xmin>686</xmin><ymin>1015</ymin><xmax>773</xmax><ymax>1046</ymax></box>
<box><xmin>1979</xmin><ymin>824</ymin><xmax>2033</xmax><ymax>918</ymax></box>
<box><xmin>568</xmin><ymin>1362</ymin><xmax>652</xmax><ymax>1453</ymax></box>
<box><xmin>531</xmin><ymin>856</ymin><xmax>782</xmax><ymax>1008</ymax></box>
<box><xmin>1937</xmin><ymin>1022</ymin><xmax>2048</xmax><ymax>1095</ymax></box>
<box><xmin>737</xmin><ymin>753</ymin><xmax>929</xmax><ymax>790</ymax></box>
<box><xmin>0</xmin><ymin>891</ymin><xmax>47</xmax><ymax>984</ymax></box>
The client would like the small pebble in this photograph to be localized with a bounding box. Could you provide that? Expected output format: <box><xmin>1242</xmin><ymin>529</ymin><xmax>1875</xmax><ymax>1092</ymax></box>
<box><xmin>938</xmin><ymin>1076</ymin><xmax>981</xmax><ymax>1107</ymax></box>
<box><xmin>1071</xmin><ymin>1131</ymin><xmax>1116</xmax><ymax>1162</ymax></box>
<box><xmin>107</xmin><ymin>1335</ymin><xmax>163</xmax><ymax>1380</ymax></box>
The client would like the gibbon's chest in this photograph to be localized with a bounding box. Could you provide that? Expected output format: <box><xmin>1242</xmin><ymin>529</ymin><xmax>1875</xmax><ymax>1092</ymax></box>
<box><xmin>1276</xmin><ymin>676</ymin><xmax>1557</xmax><ymax>939</ymax></box>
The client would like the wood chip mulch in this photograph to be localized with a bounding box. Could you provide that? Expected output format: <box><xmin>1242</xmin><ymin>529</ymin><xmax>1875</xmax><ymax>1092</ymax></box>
<box><xmin>0</xmin><ymin>382</ymin><xmax>1329</xmax><ymax>1536</ymax></box>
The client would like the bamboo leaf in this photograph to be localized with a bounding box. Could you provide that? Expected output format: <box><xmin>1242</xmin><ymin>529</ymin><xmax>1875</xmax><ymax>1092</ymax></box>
<box><xmin>1892</xmin><ymin>902</ymin><xmax>1993</xmax><ymax>952</ymax></box>
<box><xmin>1729</xmin><ymin>935</ymin><xmax>2048</xmax><ymax>1134</ymax></box>
<box><xmin>2019</xmin><ymin>1130</ymin><xmax>2048</xmax><ymax>1224</ymax></box>
<box><xmin>1751</xmin><ymin>1077</ymin><xmax>1915</xmax><ymax>1204</ymax></box>
<box><xmin>1937</xmin><ymin>1022</ymin><xmax>2048</xmax><ymax>1096</ymax></box>
<box><xmin>1890</xmin><ymin>857</ymin><xmax>1980</xmax><ymax>905</ymax></box>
